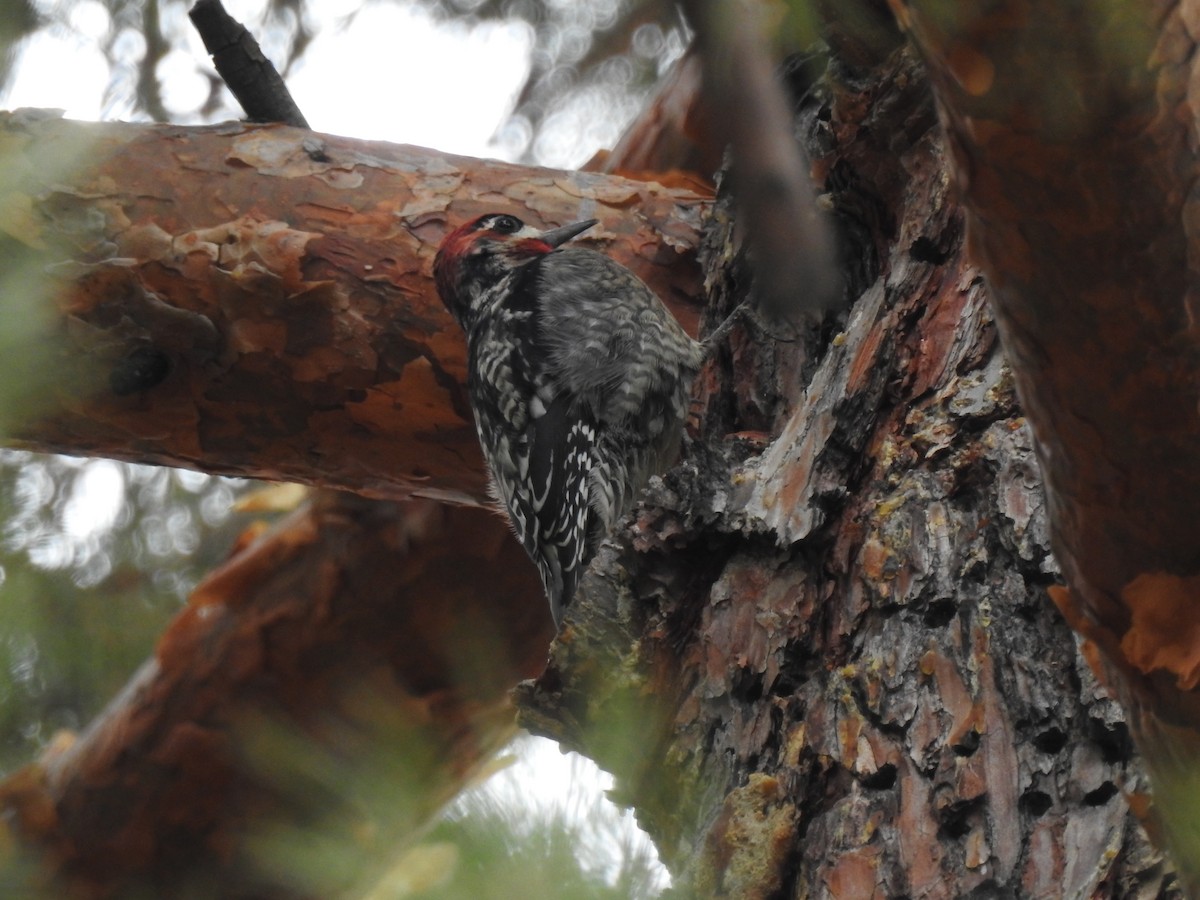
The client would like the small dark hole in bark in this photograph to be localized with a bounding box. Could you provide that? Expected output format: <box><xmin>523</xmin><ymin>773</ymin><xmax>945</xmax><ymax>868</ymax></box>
<box><xmin>769</xmin><ymin>672</ymin><xmax>801</xmax><ymax>696</ymax></box>
<box><xmin>952</xmin><ymin>728</ymin><xmax>981</xmax><ymax>756</ymax></box>
<box><xmin>110</xmin><ymin>347</ymin><xmax>171</xmax><ymax>396</ymax></box>
<box><xmin>1089</xmin><ymin>719</ymin><xmax>1133</xmax><ymax>764</ymax></box>
<box><xmin>966</xmin><ymin>880</ymin><xmax>1017</xmax><ymax>900</ymax></box>
<box><xmin>923</xmin><ymin>599</ymin><xmax>957</xmax><ymax>627</ymax></box>
<box><xmin>1033</xmin><ymin>727</ymin><xmax>1067</xmax><ymax>754</ymax></box>
<box><xmin>1020</xmin><ymin>790</ymin><xmax>1052</xmax><ymax>817</ymax></box>
<box><xmin>303</xmin><ymin>137</ymin><xmax>330</xmax><ymax>162</ymax></box>
<box><xmin>909</xmin><ymin>236</ymin><xmax>949</xmax><ymax>264</ymax></box>
<box><xmin>770</xmin><ymin>640</ymin><xmax>812</xmax><ymax>696</ymax></box>
<box><xmin>938</xmin><ymin>799</ymin><xmax>979</xmax><ymax>839</ymax></box>
<box><xmin>730</xmin><ymin>667</ymin><xmax>763</xmax><ymax>704</ymax></box>
<box><xmin>860</xmin><ymin>763</ymin><xmax>897</xmax><ymax>790</ymax></box>
<box><xmin>1083</xmin><ymin>782</ymin><xmax>1119</xmax><ymax>806</ymax></box>
<box><xmin>1015</xmin><ymin>602</ymin><xmax>1040</xmax><ymax>623</ymax></box>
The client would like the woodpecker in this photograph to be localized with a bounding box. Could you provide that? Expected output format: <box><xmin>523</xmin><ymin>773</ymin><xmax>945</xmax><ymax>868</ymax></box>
<box><xmin>434</xmin><ymin>213</ymin><xmax>703</xmax><ymax>627</ymax></box>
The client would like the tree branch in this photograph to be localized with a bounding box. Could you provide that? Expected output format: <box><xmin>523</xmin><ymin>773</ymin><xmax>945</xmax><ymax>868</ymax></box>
<box><xmin>0</xmin><ymin>113</ymin><xmax>709</xmax><ymax>503</ymax></box>
<box><xmin>0</xmin><ymin>494</ymin><xmax>549</xmax><ymax>897</ymax></box>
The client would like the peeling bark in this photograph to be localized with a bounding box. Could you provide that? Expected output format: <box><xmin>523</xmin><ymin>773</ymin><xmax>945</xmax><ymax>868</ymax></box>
<box><xmin>0</xmin><ymin>494</ymin><xmax>547</xmax><ymax>898</ymax></box>
<box><xmin>0</xmin><ymin>113</ymin><xmax>708</xmax><ymax>503</ymax></box>
<box><xmin>894</xmin><ymin>1</ymin><xmax>1200</xmax><ymax>888</ymax></box>
<box><xmin>518</xmin><ymin>39</ymin><xmax>1178</xmax><ymax>899</ymax></box>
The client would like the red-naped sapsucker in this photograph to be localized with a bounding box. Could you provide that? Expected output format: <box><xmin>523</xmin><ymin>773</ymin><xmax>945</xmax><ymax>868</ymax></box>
<box><xmin>434</xmin><ymin>213</ymin><xmax>702</xmax><ymax>627</ymax></box>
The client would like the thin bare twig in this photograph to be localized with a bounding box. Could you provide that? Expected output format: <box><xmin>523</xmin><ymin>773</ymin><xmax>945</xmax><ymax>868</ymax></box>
<box><xmin>188</xmin><ymin>0</ymin><xmax>309</xmax><ymax>128</ymax></box>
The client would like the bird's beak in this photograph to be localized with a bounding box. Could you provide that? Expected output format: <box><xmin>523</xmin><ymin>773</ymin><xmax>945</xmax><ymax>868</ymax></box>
<box><xmin>537</xmin><ymin>219</ymin><xmax>598</xmax><ymax>247</ymax></box>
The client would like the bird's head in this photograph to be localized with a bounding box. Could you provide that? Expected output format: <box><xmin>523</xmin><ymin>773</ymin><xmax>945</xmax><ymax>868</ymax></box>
<box><xmin>433</xmin><ymin>213</ymin><xmax>597</xmax><ymax>329</ymax></box>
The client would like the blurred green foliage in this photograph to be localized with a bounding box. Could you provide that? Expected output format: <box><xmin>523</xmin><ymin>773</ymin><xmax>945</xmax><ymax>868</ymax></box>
<box><xmin>0</xmin><ymin>453</ymin><xmax>256</xmax><ymax>773</ymax></box>
<box><xmin>431</xmin><ymin>737</ymin><xmax>667</xmax><ymax>900</ymax></box>
<box><xmin>0</xmin><ymin>237</ymin><xmax>56</xmax><ymax>438</ymax></box>
<box><xmin>414</xmin><ymin>788</ymin><xmax>665</xmax><ymax>899</ymax></box>
<box><xmin>228</xmin><ymin>695</ymin><xmax>668</xmax><ymax>897</ymax></box>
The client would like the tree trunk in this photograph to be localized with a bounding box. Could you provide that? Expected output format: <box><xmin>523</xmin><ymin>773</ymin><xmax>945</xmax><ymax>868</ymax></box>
<box><xmin>899</xmin><ymin>2</ymin><xmax>1200</xmax><ymax>888</ymax></box>
<box><xmin>519</xmin><ymin>26</ymin><xmax>1181</xmax><ymax>900</ymax></box>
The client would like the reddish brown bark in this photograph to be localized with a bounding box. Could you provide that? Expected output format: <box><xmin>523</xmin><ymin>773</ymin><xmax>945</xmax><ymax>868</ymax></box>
<box><xmin>517</xmin><ymin>31</ymin><xmax>1178</xmax><ymax>900</ymax></box>
<box><xmin>0</xmin><ymin>111</ymin><xmax>707</xmax><ymax>898</ymax></box>
<box><xmin>0</xmin><ymin>113</ymin><xmax>708</xmax><ymax>504</ymax></box>
<box><xmin>0</xmin><ymin>493</ymin><xmax>546</xmax><ymax>898</ymax></box>
<box><xmin>895</xmin><ymin>1</ymin><xmax>1200</xmax><ymax>886</ymax></box>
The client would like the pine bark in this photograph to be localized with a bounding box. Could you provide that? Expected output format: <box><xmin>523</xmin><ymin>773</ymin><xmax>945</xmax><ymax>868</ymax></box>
<box><xmin>518</xmin><ymin>25</ymin><xmax>1182</xmax><ymax>900</ymax></box>
<box><xmin>899</xmin><ymin>1</ymin><xmax>1200</xmax><ymax>890</ymax></box>
<box><xmin>0</xmin><ymin>113</ymin><xmax>708</xmax><ymax>503</ymax></box>
<box><xmin>0</xmin><ymin>494</ymin><xmax>550</xmax><ymax>898</ymax></box>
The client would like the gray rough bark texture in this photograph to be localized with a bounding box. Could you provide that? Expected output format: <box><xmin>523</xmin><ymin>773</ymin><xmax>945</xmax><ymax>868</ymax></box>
<box><xmin>517</xmin><ymin>41</ymin><xmax>1179</xmax><ymax>899</ymax></box>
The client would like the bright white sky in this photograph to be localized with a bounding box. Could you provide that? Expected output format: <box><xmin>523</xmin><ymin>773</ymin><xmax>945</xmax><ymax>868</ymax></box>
<box><xmin>2</xmin><ymin>0</ymin><xmax>534</xmax><ymax>161</ymax></box>
<box><xmin>0</xmin><ymin>0</ymin><xmax>667</xmax><ymax>891</ymax></box>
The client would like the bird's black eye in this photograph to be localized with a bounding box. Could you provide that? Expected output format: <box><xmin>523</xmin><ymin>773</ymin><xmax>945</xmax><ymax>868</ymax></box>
<box><xmin>490</xmin><ymin>215</ymin><xmax>522</xmax><ymax>234</ymax></box>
